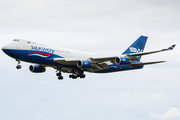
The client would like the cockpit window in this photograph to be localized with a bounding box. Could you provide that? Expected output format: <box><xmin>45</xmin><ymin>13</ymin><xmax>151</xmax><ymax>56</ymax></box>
<box><xmin>27</xmin><ymin>41</ymin><xmax>31</xmax><ymax>44</ymax></box>
<box><xmin>13</xmin><ymin>39</ymin><xmax>19</xmax><ymax>41</ymax></box>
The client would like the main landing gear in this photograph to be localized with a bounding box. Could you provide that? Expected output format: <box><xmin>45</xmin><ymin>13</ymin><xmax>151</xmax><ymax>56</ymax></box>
<box><xmin>69</xmin><ymin>74</ymin><xmax>86</xmax><ymax>79</ymax></box>
<box><xmin>69</xmin><ymin>70</ymin><xmax>86</xmax><ymax>79</ymax></box>
<box><xmin>56</xmin><ymin>70</ymin><xmax>63</xmax><ymax>80</ymax></box>
<box><xmin>16</xmin><ymin>59</ymin><xmax>22</xmax><ymax>69</ymax></box>
<box><xmin>55</xmin><ymin>69</ymin><xmax>86</xmax><ymax>80</ymax></box>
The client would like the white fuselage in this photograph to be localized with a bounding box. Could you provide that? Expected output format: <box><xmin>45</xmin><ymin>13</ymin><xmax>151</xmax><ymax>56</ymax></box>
<box><xmin>15</xmin><ymin>39</ymin><xmax>100</xmax><ymax>59</ymax></box>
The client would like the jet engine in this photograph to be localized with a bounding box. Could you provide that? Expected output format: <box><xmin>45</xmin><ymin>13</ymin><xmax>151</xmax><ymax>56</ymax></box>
<box><xmin>29</xmin><ymin>65</ymin><xmax>46</xmax><ymax>73</ymax></box>
<box><xmin>115</xmin><ymin>57</ymin><xmax>130</xmax><ymax>65</ymax></box>
<box><xmin>77</xmin><ymin>60</ymin><xmax>92</xmax><ymax>68</ymax></box>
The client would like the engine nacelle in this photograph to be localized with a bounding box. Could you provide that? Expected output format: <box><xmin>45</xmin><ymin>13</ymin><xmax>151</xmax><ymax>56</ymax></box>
<box><xmin>77</xmin><ymin>60</ymin><xmax>92</xmax><ymax>68</ymax></box>
<box><xmin>29</xmin><ymin>65</ymin><xmax>46</xmax><ymax>73</ymax></box>
<box><xmin>115</xmin><ymin>57</ymin><xmax>130</xmax><ymax>65</ymax></box>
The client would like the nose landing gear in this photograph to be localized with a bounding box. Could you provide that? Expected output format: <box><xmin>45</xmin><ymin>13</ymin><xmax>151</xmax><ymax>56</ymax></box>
<box><xmin>16</xmin><ymin>59</ymin><xmax>22</xmax><ymax>69</ymax></box>
<box><xmin>56</xmin><ymin>70</ymin><xmax>63</xmax><ymax>80</ymax></box>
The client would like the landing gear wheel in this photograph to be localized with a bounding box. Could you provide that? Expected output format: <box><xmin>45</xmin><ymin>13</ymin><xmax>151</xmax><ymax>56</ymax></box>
<box><xmin>80</xmin><ymin>74</ymin><xmax>86</xmax><ymax>78</ymax></box>
<box><xmin>58</xmin><ymin>76</ymin><xmax>63</xmax><ymax>80</ymax></box>
<box><xmin>56</xmin><ymin>72</ymin><xmax>61</xmax><ymax>76</ymax></box>
<box><xmin>69</xmin><ymin>75</ymin><xmax>73</xmax><ymax>78</ymax></box>
<box><xmin>72</xmin><ymin>76</ymin><xmax>77</xmax><ymax>79</ymax></box>
<box><xmin>56</xmin><ymin>69</ymin><xmax>63</xmax><ymax>80</ymax></box>
<box><xmin>16</xmin><ymin>65</ymin><xmax>22</xmax><ymax>69</ymax></box>
<box><xmin>82</xmin><ymin>74</ymin><xmax>86</xmax><ymax>78</ymax></box>
<box><xmin>16</xmin><ymin>59</ymin><xmax>22</xmax><ymax>69</ymax></box>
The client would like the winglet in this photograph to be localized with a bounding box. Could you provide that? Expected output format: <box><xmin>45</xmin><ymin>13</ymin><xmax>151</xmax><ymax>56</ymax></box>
<box><xmin>168</xmin><ymin>44</ymin><xmax>176</xmax><ymax>50</ymax></box>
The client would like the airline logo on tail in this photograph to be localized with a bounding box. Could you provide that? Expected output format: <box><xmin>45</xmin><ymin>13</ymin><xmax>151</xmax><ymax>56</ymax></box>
<box><xmin>130</xmin><ymin>47</ymin><xmax>143</xmax><ymax>53</ymax></box>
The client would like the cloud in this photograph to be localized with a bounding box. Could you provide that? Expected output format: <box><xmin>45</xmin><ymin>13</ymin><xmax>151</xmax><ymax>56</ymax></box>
<box><xmin>35</xmin><ymin>114</ymin><xmax>46</xmax><ymax>119</ymax></box>
<box><xmin>37</xmin><ymin>82</ymin><xmax>53</xmax><ymax>85</ymax></box>
<box><xmin>118</xmin><ymin>109</ymin><xmax>123</xmax><ymax>113</ymax></box>
<box><xmin>149</xmin><ymin>107</ymin><xmax>180</xmax><ymax>119</ymax></box>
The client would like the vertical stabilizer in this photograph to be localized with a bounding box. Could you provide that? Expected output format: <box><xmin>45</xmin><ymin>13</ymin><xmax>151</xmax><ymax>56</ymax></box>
<box><xmin>122</xmin><ymin>36</ymin><xmax>147</xmax><ymax>61</ymax></box>
<box><xmin>122</xmin><ymin>36</ymin><xmax>148</xmax><ymax>55</ymax></box>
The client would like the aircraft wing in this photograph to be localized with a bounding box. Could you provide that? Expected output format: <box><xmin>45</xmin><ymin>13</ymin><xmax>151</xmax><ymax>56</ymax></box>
<box><xmin>52</xmin><ymin>44</ymin><xmax>175</xmax><ymax>70</ymax></box>
<box><xmin>130</xmin><ymin>61</ymin><xmax>166</xmax><ymax>66</ymax></box>
<box><xmin>126</xmin><ymin>44</ymin><xmax>176</xmax><ymax>57</ymax></box>
<box><xmin>54</xmin><ymin>57</ymin><xmax>117</xmax><ymax>65</ymax></box>
<box><xmin>53</xmin><ymin>58</ymin><xmax>111</xmax><ymax>70</ymax></box>
<box><xmin>89</xmin><ymin>44</ymin><xmax>176</xmax><ymax>63</ymax></box>
<box><xmin>53</xmin><ymin>58</ymin><xmax>78</xmax><ymax>65</ymax></box>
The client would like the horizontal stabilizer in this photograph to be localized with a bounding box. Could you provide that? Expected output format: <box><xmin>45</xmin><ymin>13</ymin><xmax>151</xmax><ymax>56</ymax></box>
<box><xmin>130</xmin><ymin>61</ymin><xmax>166</xmax><ymax>66</ymax></box>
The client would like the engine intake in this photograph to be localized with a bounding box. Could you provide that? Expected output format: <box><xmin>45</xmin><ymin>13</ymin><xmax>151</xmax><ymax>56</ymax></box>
<box><xmin>77</xmin><ymin>60</ymin><xmax>92</xmax><ymax>68</ymax></box>
<box><xmin>29</xmin><ymin>65</ymin><xmax>46</xmax><ymax>73</ymax></box>
<box><xmin>115</xmin><ymin>57</ymin><xmax>130</xmax><ymax>65</ymax></box>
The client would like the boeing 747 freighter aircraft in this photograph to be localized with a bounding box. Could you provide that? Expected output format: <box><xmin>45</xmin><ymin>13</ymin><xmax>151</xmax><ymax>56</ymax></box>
<box><xmin>2</xmin><ymin>36</ymin><xmax>175</xmax><ymax>80</ymax></box>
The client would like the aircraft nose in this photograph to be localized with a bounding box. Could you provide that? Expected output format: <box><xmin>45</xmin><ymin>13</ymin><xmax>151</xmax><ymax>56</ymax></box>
<box><xmin>2</xmin><ymin>44</ymin><xmax>10</xmax><ymax>51</ymax></box>
<box><xmin>2</xmin><ymin>44</ymin><xmax>10</xmax><ymax>53</ymax></box>
<box><xmin>2</xmin><ymin>43</ymin><xmax>17</xmax><ymax>57</ymax></box>
<box><xmin>2</xmin><ymin>43</ymin><xmax>16</xmax><ymax>50</ymax></box>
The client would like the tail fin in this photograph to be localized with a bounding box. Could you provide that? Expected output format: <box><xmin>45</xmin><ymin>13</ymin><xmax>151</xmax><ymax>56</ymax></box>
<box><xmin>122</xmin><ymin>35</ymin><xmax>148</xmax><ymax>55</ymax></box>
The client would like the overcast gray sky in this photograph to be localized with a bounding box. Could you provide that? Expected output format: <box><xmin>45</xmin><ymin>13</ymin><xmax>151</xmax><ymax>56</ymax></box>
<box><xmin>0</xmin><ymin>0</ymin><xmax>180</xmax><ymax>120</ymax></box>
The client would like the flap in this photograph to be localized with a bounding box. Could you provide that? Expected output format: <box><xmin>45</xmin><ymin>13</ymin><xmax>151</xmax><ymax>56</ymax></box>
<box><xmin>90</xmin><ymin>56</ymin><xmax>117</xmax><ymax>63</ymax></box>
<box><xmin>54</xmin><ymin>58</ymin><xmax>78</xmax><ymax>65</ymax></box>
